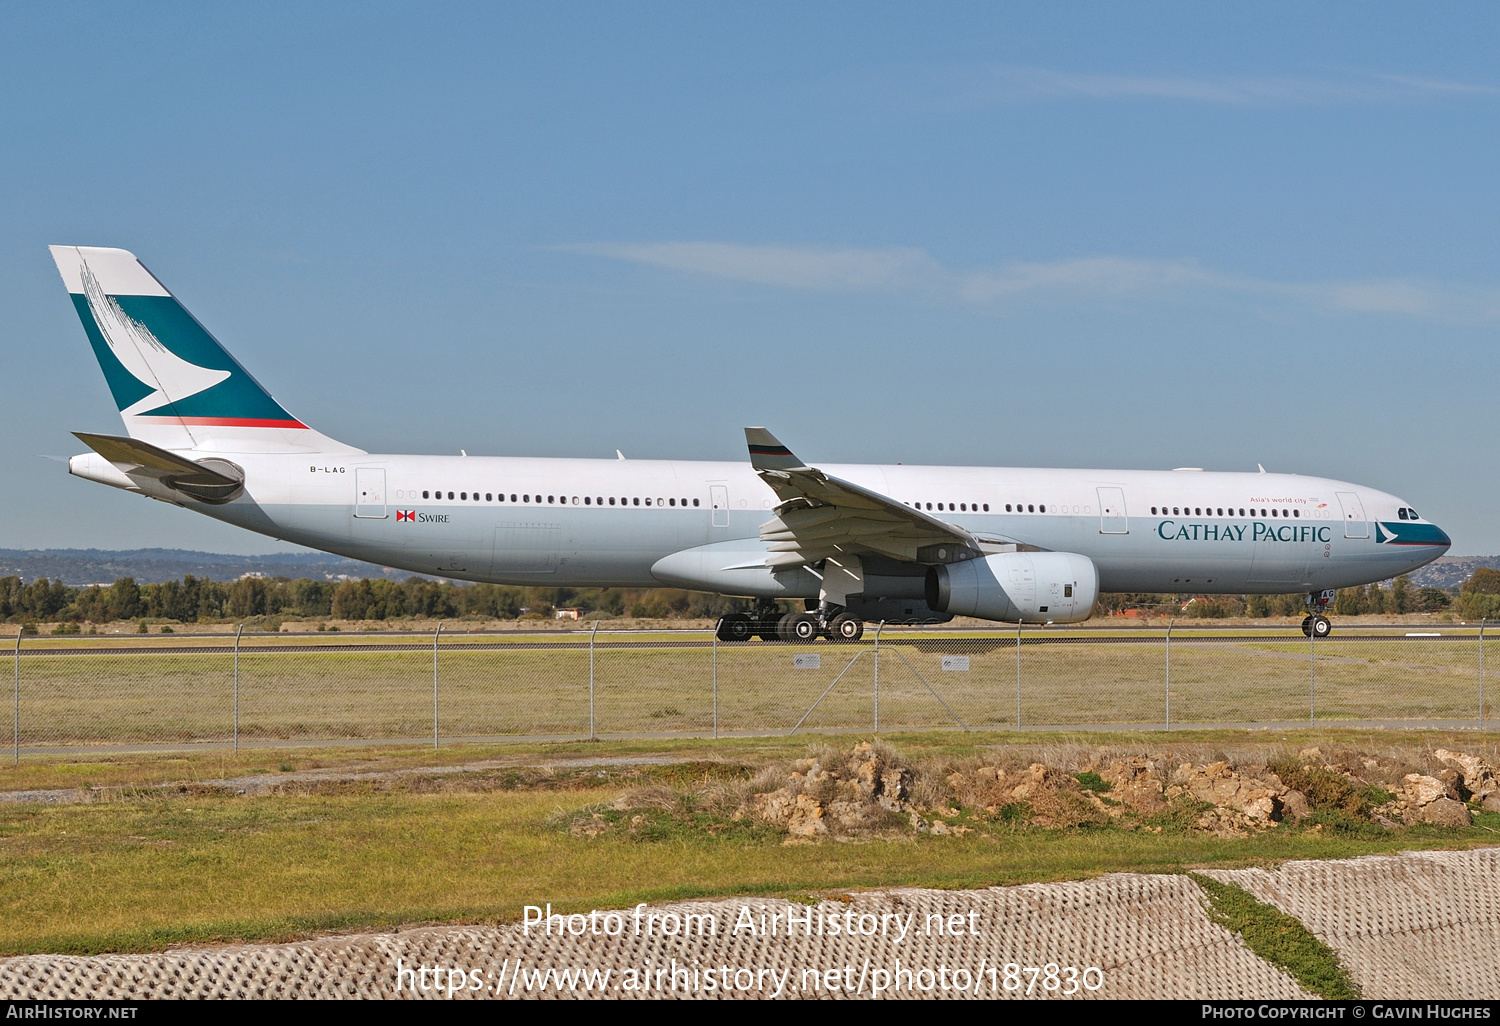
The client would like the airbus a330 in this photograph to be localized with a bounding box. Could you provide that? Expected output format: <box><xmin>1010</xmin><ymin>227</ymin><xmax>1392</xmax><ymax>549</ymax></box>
<box><xmin>50</xmin><ymin>246</ymin><xmax>1451</xmax><ymax>642</ymax></box>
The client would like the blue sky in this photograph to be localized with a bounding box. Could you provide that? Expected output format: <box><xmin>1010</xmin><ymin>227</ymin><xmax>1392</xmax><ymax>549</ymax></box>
<box><xmin>3</xmin><ymin>3</ymin><xmax>1498</xmax><ymax>554</ymax></box>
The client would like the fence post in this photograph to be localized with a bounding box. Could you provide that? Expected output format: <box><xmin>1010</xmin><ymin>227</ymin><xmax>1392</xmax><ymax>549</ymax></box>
<box><xmin>590</xmin><ymin>619</ymin><xmax>599</xmax><ymax>740</ymax></box>
<box><xmin>1309</xmin><ymin>618</ymin><xmax>1316</xmax><ymax>724</ymax></box>
<box><xmin>1165</xmin><ymin>618</ymin><xmax>1174</xmax><ymax>731</ymax></box>
<box><xmin>433</xmin><ymin>623</ymin><xmax>442</xmax><ymax>749</ymax></box>
<box><xmin>233</xmin><ymin>623</ymin><xmax>243</xmax><ymax>756</ymax></box>
<box><xmin>1480</xmin><ymin>619</ymin><xmax>1486</xmax><ymax>732</ymax></box>
<box><xmin>1015</xmin><ymin>620</ymin><xmax>1022</xmax><ymax>729</ymax></box>
<box><xmin>11</xmin><ymin>630</ymin><xmax>18</xmax><ymax>765</ymax></box>
<box><xmin>711</xmin><ymin>626</ymin><xmax>718</xmax><ymax>740</ymax></box>
<box><xmin>873</xmin><ymin>621</ymin><xmax>883</xmax><ymax>733</ymax></box>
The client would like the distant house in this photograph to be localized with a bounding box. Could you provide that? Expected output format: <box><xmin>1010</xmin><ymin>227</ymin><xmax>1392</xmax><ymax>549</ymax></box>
<box><xmin>554</xmin><ymin>608</ymin><xmax>582</xmax><ymax>620</ymax></box>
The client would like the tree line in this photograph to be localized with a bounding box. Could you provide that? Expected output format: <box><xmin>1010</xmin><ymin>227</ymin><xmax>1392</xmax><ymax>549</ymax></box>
<box><xmin>1</xmin><ymin>569</ymin><xmax>1497</xmax><ymax>627</ymax></box>
<box><xmin>0</xmin><ymin>574</ymin><xmax>751</xmax><ymax>627</ymax></box>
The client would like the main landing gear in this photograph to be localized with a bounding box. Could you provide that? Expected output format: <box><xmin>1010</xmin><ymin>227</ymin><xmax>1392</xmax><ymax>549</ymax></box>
<box><xmin>1300</xmin><ymin>589</ymin><xmax>1337</xmax><ymax>638</ymax></box>
<box><xmin>714</xmin><ymin>602</ymin><xmax>865</xmax><ymax>643</ymax></box>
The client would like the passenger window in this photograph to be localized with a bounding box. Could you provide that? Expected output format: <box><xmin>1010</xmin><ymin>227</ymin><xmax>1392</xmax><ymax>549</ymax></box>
<box><xmin>925</xmin><ymin>503</ymin><xmax>932</xmax><ymax>510</ymax></box>
<box><xmin>657</xmin><ymin>498</ymin><xmax>663</xmax><ymax>506</ymax></box>
<box><xmin>422</xmin><ymin>490</ymin><xmax>430</xmax><ymax>499</ymax></box>
<box><xmin>447</xmin><ymin>491</ymin><xmax>454</xmax><ymax>500</ymax></box>
<box><xmin>1039</xmin><ymin>504</ymin><xmax>1045</xmax><ymax>513</ymax></box>
<box><xmin>633</xmin><ymin>498</ymin><xmax>640</xmax><ymax>506</ymax></box>
<box><xmin>693</xmin><ymin>498</ymin><xmax>700</xmax><ymax>507</ymax></box>
<box><xmin>983</xmin><ymin>504</ymin><xmax>989</xmax><ymax>511</ymax></box>
<box><xmin>1005</xmin><ymin>504</ymin><xmax>1012</xmax><ymax>512</ymax></box>
<box><xmin>1194</xmin><ymin>507</ymin><xmax>1200</xmax><ymax>515</ymax></box>
<box><xmin>608</xmin><ymin>497</ymin><xmax>615</xmax><ymax>505</ymax></box>
<box><xmin>584</xmin><ymin>496</ymin><xmax>591</xmax><ymax>505</ymax></box>
<box><xmin>509</xmin><ymin>494</ymin><xmax>516</xmax><ymax>502</ymax></box>
<box><xmin>669</xmin><ymin>498</ymin><xmax>676</xmax><ymax>506</ymax></box>
<box><xmin>548</xmin><ymin>495</ymin><xmax>555</xmax><ymax>503</ymax></box>
<box><xmin>1293</xmin><ymin>509</ymin><xmax>1299</xmax><ymax>517</ymax></box>
<box><xmin>1028</xmin><ymin>504</ymin><xmax>1034</xmax><ymax>513</ymax></box>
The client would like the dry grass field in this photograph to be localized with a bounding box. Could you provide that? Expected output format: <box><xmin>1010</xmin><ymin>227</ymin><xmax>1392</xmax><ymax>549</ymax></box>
<box><xmin>7</xmin><ymin>627</ymin><xmax>1492</xmax><ymax>749</ymax></box>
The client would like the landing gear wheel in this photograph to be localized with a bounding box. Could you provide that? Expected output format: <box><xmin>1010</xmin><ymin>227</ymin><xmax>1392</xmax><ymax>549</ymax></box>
<box><xmin>776</xmin><ymin>612</ymin><xmax>798</xmax><ymax>643</ymax></box>
<box><xmin>788</xmin><ymin>612</ymin><xmax>821</xmax><ymax>642</ymax></box>
<box><xmin>1311</xmin><ymin>614</ymin><xmax>1332</xmax><ymax>639</ymax></box>
<box><xmin>716</xmin><ymin>613</ymin><xmax>753</xmax><ymax>642</ymax></box>
<box><xmin>828</xmin><ymin>613</ymin><xmax>864</xmax><ymax>642</ymax></box>
<box><xmin>1300</xmin><ymin>615</ymin><xmax>1314</xmax><ymax>637</ymax></box>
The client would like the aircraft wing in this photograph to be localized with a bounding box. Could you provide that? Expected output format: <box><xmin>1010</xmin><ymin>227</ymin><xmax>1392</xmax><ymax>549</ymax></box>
<box><xmin>745</xmin><ymin>427</ymin><xmax>1001</xmax><ymax>569</ymax></box>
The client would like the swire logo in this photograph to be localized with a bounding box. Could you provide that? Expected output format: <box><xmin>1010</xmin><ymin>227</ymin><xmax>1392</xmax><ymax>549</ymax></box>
<box><xmin>396</xmin><ymin>510</ymin><xmax>415</xmax><ymax>522</ymax></box>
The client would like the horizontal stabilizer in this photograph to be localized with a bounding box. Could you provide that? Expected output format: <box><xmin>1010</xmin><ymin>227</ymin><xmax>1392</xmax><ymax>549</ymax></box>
<box><xmin>73</xmin><ymin>431</ymin><xmax>244</xmax><ymax>503</ymax></box>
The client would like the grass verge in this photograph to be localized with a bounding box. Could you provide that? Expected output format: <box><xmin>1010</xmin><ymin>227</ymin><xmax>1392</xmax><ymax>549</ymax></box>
<box><xmin>1191</xmin><ymin>873</ymin><xmax>1359</xmax><ymax>1000</ymax></box>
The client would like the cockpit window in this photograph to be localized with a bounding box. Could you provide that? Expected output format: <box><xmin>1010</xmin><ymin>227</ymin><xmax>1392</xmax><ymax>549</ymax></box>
<box><xmin>1398</xmin><ymin>508</ymin><xmax>1409</xmax><ymax>520</ymax></box>
<box><xmin>1407</xmin><ymin>508</ymin><xmax>1419</xmax><ymax>520</ymax></box>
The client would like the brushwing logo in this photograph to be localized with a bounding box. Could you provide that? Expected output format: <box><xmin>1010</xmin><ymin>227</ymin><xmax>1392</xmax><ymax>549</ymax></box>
<box><xmin>79</xmin><ymin>263</ymin><xmax>230</xmax><ymax>416</ymax></box>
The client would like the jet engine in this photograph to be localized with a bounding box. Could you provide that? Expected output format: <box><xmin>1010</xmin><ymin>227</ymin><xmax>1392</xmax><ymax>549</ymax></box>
<box><xmin>925</xmin><ymin>551</ymin><xmax>1099</xmax><ymax>624</ymax></box>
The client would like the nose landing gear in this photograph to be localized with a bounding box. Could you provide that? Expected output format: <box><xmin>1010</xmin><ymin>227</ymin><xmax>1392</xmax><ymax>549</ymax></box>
<box><xmin>1301</xmin><ymin>589</ymin><xmax>1337</xmax><ymax>638</ymax></box>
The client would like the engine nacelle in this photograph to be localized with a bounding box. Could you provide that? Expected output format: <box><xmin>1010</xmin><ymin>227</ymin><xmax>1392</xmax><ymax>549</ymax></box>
<box><xmin>925</xmin><ymin>551</ymin><xmax>1099</xmax><ymax>624</ymax></box>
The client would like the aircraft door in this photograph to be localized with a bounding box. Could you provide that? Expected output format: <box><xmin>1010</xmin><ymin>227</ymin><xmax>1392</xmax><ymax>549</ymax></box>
<box><xmin>710</xmin><ymin>485</ymin><xmax>729</xmax><ymax>528</ymax></box>
<box><xmin>1337</xmin><ymin>492</ymin><xmax>1369</xmax><ymax>539</ymax></box>
<box><xmin>354</xmin><ymin>468</ymin><xmax>387</xmax><ymax>519</ymax></box>
<box><xmin>1097</xmin><ymin>487</ymin><xmax>1128</xmax><ymax>534</ymax></box>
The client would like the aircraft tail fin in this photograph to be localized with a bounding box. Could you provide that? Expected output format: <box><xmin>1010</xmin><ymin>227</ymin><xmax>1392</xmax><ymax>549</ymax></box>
<box><xmin>49</xmin><ymin>246</ymin><xmax>361</xmax><ymax>455</ymax></box>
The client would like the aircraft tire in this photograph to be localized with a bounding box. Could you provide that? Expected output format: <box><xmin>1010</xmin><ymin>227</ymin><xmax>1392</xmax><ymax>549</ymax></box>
<box><xmin>789</xmin><ymin>612</ymin><xmax>821</xmax><ymax>642</ymax></box>
<box><xmin>1311</xmin><ymin>615</ymin><xmax>1332</xmax><ymax>639</ymax></box>
<box><xmin>776</xmin><ymin>612</ymin><xmax>799</xmax><ymax>643</ymax></box>
<box><xmin>716</xmin><ymin>614</ymin><xmax>753</xmax><ymax>643</ymax></box>
<box><xmin>829</xmin><ymin>613</ymin><xmax>863</xmax><ymax>642</ymax></box>
<box><xmin>1300</xmin><ymin>615</ymin><xmax>1314</xmax><ymax>637</ymax></box>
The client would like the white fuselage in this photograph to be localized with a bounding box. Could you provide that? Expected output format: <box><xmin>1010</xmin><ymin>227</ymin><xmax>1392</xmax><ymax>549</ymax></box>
<box><xmin>76</xmin><ymin>451</ymin><xmax>1448</xmax><ymax>599</ymax></box>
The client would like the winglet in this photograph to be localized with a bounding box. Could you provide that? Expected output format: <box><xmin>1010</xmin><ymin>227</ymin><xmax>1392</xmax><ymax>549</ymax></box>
<box><xmin>745</xmin><ymin>427</ymin><xmax>808</xmax><ymax>472</ymax></box>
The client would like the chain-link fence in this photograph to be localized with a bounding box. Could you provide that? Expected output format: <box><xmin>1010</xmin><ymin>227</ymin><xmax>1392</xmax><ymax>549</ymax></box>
<box><xmin>7</xmin><ymin>622</ymin><xmax>1492</xmax><ymax>758</ymax></box>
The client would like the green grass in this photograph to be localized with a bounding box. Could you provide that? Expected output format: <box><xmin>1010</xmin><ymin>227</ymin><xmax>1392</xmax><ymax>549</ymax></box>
<box><xmin>1191</xmin><ymin>873</ymin><xmax>1360</xmax><ymax>1000</ymax></box>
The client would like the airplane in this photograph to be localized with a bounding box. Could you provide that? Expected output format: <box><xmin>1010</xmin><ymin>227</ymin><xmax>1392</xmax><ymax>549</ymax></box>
<box><xmin>49</xmin><ymin>245</ymin><xmax>1452</xmax><ymax>643</ymax></box>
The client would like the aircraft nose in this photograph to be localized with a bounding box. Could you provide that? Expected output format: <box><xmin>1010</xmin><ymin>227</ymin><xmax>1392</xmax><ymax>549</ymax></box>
<box><xmin>1433</xmin><ymin>523</ymin><xmax>1452</xmax><ymax>551</ymax></box>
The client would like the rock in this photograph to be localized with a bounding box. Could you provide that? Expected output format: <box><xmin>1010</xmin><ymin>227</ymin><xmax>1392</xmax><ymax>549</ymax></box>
<box><xmin>1420</xmin><ymin>797</ymin><xmax>1471</xmax><ymax>828</ymax></box>
<box><xmin>878</xmin><ymin>769</ymin><xmax>908</xmax><ymax>809</ymax></box>
<box><xmin>1434</xmin><ymin>749</ymin><xmax>1499</xmax><ymax>802</ymax></box>
<box><xmin>1437</xmin><ymin>768</ymin><xmax>1468</xmax><ymax>801</ymax></box>
<box><xmin>786</xmin><ymin>793</ymin><xmax>827</xmax><ymax>836</ymax></box>
<box><xmin>1402</xmin><ymin>774</ymin><xmax>1449</xmax><ymax>806</ymax></box>
<box><xmin>1281</xmin><ymin>789</ymin><xmax>1311</xmax><ymax>822</ymax></box>
<box><xmin>1298</xmin><ymin>746</ymin><xmax>1323</xmax><ymax>762</ymax></box>
<box><xmin>1483</xmin><ymin>793</ymin><xmax>1500</xmax><ymax>814</ymax></box>
<box><xmin>1172</xmin><ymin>761</ymin><xmax>1284</xmax><ymax>828</ymax></box>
